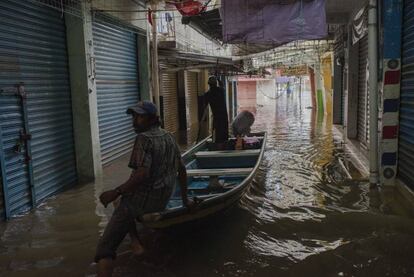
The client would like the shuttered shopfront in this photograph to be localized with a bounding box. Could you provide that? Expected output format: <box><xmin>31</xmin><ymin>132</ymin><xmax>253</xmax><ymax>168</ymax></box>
<box><xmin>0</xmin><ymin>0</ymin><xmax>77</xmax><ymax>218</ymax></box>
<box><xmin>357</xmin><ymin>34</ymin><xmax>369</xmax><ymax>147</ymax></box>
<box><xmin>184</xmin><ymin>71</ymin><xmax>199</xmax><ymax>143</ymax></box>
<box><xmin>399</xmin><ymin>0</ymin><xmax>414</xmax><ymax>189</ymax></box>
<box><xmin>160</xmin><ymin>71</ymin><xmax>179</xmax><ymax>135</ymax></box>
<box><xmin>93</xmin><ymin>17</ymin><xmax>140</xmax><ymax>166</ymax></box>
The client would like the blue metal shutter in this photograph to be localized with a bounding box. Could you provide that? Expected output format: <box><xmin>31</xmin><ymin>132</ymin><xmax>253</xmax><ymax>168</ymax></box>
<box><xmin>0</xmin><ymin>0</ymin><xmax>77</xmax><ymax>218</ymax></box>
<box><xmin>93</xmin><ymin>19</ymin><xmax>140</xmax><ymax>166</ymax></box>
<box><xmin>399</xmin><ymin>1</ymin><xmax>414</xmax><ymax>188</ymax></box>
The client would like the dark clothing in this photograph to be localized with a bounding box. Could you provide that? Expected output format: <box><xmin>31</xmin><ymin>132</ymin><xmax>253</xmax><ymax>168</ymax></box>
<box><xmin>205</xmin><ymin>86</ymin><xmax>229</xmax><ymax>143</ymax></box>
<box><xmin>95</xmin><ymin>126</ymin><xmax>181</xmax><ymax>262</ymax></box>
<box><xmin>213</xmin><ymin>118</ymin><xmax>229</xmax><ymax>143</ymax></box>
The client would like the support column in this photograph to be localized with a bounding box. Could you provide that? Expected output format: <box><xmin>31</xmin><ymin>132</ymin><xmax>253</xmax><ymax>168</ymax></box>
<box><xmin>150</xmin><ymin>3</ymin><xmax>160</xmax><ymax>114</ymax></box>
<box><xmin>138</xmin><ymin>34</ymin><xmax>151</xmax><ymax>101</ymax></box>
<box><xmin>314</xmin><ymin>62</ymin><xmax>325</xmax><ymax>116</ymax></box>
<box><xmin>65</xmin><ymin>3</ymin><xmax>102</xmax><ymax>182</ymax></box>
<box><xmin>368</xmin><ymin>0</ymin><xmax>379</xmax><ymax>185</ymax></box>
<box><xmin>309</xmin><ymin>67</ymin><xmax>316</xmax><ymax>109</ymax></box>
<box><xmin>379</xmin><ymin>0</ymin><xmax>403</xmax><ymax>186</ymax></box>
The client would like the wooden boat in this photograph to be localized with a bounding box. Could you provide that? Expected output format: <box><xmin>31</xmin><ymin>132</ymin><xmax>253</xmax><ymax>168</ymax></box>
<box><xmin>142</xmin><ymin>132</ymin><xmax>267</xmax><ymax>229</ymax></box>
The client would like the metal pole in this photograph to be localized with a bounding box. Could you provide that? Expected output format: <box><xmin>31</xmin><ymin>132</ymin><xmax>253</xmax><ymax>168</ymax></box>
<box><xmin>146</xmin><ymin>10</ymin><xmax>153</xmax><ymax>102</ymax></box>
<box><xmin>151</xmin><ymin>2</ymin><xmax>160</xmax><ymax>115</ymax></box>
<box><xmin>368</xmin><ymin>0</ymin><xmax>379</xmax><ymax>185</ymax></box>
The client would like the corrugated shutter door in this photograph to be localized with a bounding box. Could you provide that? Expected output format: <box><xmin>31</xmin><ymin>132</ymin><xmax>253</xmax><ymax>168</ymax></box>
<box><xmin>357</xmin><ymin>35</ymin><xmax>369</xmax><ymax>146</ymax></box>
<box><xmin>93</xmin><ymin>19</ymin><xmax>140</xmax><ymax>166</ymax></box>
<box><xmin>160</xmin><ymin>72</ymin><xmax>179</xmax><ymax>134</ymax></box>
<box><xmin>185</xmin><ymin>71</ymin><xmax>199</xmax><ymax>142</ymax></box>
<box><xmin>0</xmin><ymin>0</ymin><xmax>77</xmax><ymax>216</ymax></box>
<box><xmin>399</xmin><ymin>1</ymin><xmax>414</xmax><ymax>188</ymax></box>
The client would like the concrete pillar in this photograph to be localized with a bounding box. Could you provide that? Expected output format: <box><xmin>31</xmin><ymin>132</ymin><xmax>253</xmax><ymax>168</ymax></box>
<box><xmin>65</xmin><ymin>3</ymin><xmax>102</xmax><ymax>183</ymax></box>
<box><xmin>137</xmin><ymin>34</ymin><xmax>151</xmax><ymax>101</ymax></box>
<box><xmin>314</xmin><ymin>63</ymin><xmax>325</xmax><ymax>116</ymax></box>
<box><xmin>309</xmin><ymin>67</ymin><xmax>317</xmax><ymax>109</ymax></box>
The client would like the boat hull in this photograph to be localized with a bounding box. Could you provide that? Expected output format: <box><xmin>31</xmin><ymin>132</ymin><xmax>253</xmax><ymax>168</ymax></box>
<box><xmin>142</xmin><ymin>132</ymin><xmax>267</xmax><ymax>229</ymax></box>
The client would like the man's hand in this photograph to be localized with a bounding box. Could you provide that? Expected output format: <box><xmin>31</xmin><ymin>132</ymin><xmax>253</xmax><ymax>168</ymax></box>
<box><xmin>183</xmin><ymin>197</ymin><xmax>202</xmax><ymax>211</ymax></box>
<box><xmin>99</xmin><ymin>190</ymin><xmax>120</xmax><ymax>208</ymax></box>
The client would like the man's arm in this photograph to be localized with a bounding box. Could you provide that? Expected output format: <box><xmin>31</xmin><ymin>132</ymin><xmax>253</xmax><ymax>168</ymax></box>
<box><xmin>100</xmin><ymin>135</ymin><xmax>152</xmax><ymax>207</ymax></box>
<box><xmin>99</xmin><ymin>168</ymin><xmax>149</xmax><ymax>207</ymax></box>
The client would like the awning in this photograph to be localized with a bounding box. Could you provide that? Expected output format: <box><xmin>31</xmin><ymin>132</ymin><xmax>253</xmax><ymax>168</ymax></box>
<box><xmin>158</xmin><ymin>49</ymin><xmax>243</xmax><ymax>74</ymax></box>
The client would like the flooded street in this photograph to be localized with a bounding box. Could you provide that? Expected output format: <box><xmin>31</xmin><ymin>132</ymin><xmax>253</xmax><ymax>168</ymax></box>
<box><xmin>1</xmin><ymin>88</ymin><xmax>414</xmax><ymax>277</ymax></box>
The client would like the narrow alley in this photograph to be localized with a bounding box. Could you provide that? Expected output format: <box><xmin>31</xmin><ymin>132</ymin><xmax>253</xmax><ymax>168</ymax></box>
<box><xmin>1</xmin><ymin>87</ymin><xmax>413</xmax><ymax>277</ymax></box>
<box><xmin>1</xmin><ymin>0</ymin><xmax>414</xmax><ymax>277</ymax></box>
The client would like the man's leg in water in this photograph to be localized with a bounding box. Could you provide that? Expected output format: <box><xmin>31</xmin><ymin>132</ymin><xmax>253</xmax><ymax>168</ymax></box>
<box><xmin>113</xmin><ymin>198</ymin><xmax>145</xmax><ymax>256</ymax></box>
<box><xmin>129</xmin><ymin>224</ymin><xmax>145</xmax><ymax>255</ymax></box>
<box><xmin>95</xmin><ymin>204</ymin><xmax>136</xmax><ymax>277</ymax></box>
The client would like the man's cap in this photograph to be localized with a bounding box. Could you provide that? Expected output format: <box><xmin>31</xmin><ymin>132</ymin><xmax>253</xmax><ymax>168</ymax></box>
<box><xmin>126</xmin><ymin>101</ymin><xmax>157</xmax><ymax>116</ymax></box>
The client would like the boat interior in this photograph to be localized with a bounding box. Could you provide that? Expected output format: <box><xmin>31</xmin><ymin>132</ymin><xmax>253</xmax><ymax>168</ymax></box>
<box><xmin>167</xmin><ymin>135</ymin><xmax>265</xmax><ymax>208</ymax></box>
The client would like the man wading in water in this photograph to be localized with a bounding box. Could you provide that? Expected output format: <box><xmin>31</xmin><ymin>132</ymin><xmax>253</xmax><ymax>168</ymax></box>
<box><xmin>95</xmin><ymin>101</ymin><xmax>193</xmax><ymax>277</ymax></box>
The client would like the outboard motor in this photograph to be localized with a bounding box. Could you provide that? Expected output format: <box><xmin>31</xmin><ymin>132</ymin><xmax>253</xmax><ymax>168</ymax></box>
<box><xmin>232</xmin><ymin>111</ymin><xmax>255</xmax><ymax>150</ymax></box>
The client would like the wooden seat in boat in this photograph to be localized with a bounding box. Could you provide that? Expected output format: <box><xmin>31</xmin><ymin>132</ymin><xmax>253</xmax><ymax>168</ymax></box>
<box><xmin>195</xmin><ymin>149</ymin><xmax>260</xmax><ymax>158</ymax></box>
<box><xmin>187</xmin><ymin>168</ymin><xmax>253</xmax><ymax>177</ymax></box>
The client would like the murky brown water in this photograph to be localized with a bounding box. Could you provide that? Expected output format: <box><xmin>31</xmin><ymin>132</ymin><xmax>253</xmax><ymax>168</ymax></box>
<box><xmin>1</xmin><ymin>87</ymin><xmax>414</xmax><ymax>277</ymax></box>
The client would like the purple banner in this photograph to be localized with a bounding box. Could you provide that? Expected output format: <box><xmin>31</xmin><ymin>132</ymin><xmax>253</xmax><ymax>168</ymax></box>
<box><xmin>222</xmin><ymin>0</ymin><xmax>327</xmax><ymax>45</ymax></box>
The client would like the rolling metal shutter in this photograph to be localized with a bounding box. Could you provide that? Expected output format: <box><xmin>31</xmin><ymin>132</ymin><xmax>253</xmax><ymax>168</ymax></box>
<box><xmin>357</xmin><ymin>35</ymin><xmax>369</xmax><ymax>147</ymax></box>
<box><xmin>160</xmin><ymin>72</ymin><xmax>179</xmax><ymax>135</ymax></box>
<box><xmin>399</xmin><ymin>1</ymin><xmax>414</xmax><ymax>188</ymax></box>
<box><xmin>0</xmin><ymin>0</ymin><xmax>77</xmax><ymax>218</ymax></box>
<box><xmin>93</xmin><ymin>19</ymin><xmax>140</xmax><ymax>166</ymax></box>
<box><xmin>185</xmin><ymin>71</ymin><xmax>199</xmax><ymax>143</ymax></box>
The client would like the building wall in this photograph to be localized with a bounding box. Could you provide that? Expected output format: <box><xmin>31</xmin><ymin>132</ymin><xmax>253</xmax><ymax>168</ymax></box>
<box><xmin>237</xmin><ymin>81</ymin><xmax>257</xmax><ymax>114</ymax></box>
<box><xmin>91</xmin><ymin>0</ymin><xmax>147</xmax><ymax>31</ymax></box>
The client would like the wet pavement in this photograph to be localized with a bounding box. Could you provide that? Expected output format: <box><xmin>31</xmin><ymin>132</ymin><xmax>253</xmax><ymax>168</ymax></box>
<box><xmin>1</xmin><ymin>87</ymin><xmax>414</xmax><ymax>277</ymax></box>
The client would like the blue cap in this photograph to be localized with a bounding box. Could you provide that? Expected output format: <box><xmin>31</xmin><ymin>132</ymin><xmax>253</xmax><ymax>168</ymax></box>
<box><xmin>127</xmin><ymin>101</ymin><xmax>157</xmax><ymax>116</ymax></box>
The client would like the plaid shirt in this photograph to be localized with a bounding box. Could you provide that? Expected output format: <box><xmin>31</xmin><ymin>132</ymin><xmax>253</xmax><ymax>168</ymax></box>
<box><xmin>120</xmin><ymin>126</ymin><xmax>181</xmax><ymax>218</ymax></box>
<box><xmin>128</xmin><ymin>125</ymin><xmax>181</xmax><ymax>191</ymax></box>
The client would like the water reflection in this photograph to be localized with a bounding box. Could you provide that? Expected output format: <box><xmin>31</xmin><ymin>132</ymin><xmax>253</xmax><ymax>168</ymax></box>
<box><xmin>0</xmin><ymin>88</ymin><xmax>414</xmax><ymax>277</ymax></box>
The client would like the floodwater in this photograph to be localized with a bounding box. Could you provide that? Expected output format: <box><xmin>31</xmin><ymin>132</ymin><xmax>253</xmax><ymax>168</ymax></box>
<box><xmin>1</xmin><ymin>86</ymin><xmax>414</xmax><ymax>277</ymax></box>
